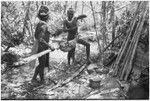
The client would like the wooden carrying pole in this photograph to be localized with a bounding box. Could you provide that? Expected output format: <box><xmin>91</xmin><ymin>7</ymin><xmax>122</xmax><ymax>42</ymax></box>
<box><xmin>2</xmin><ymin>49</ymin><xmax>52</xmax><ymax>75</ymax></box>
<box><xmin>14</xmin><ymin>49</ymin><xmax>52</xmax><ymax>66</ymax></box>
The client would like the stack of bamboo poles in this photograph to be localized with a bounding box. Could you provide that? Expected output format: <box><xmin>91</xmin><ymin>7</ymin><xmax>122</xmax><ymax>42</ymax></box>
<box><xmin>112</xmin><ymin>1</ymin><xmax>148</xmax><ymax>81</ymax></box>
<box><xmin>112</xmin><ymin>2</ymin><xmax>142</xmax><ymax>75</ymax></box>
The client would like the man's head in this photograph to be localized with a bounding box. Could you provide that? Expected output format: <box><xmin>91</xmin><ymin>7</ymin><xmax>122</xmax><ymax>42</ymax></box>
<box><xmin>67</xmin><ymin>8</ymin><xmax>74</xmax><ymax>20</ymax></box>
<box><xmin>38</xmin><ymin>5</ymin><xmax>49</xmax><ymax>22</ymax></box>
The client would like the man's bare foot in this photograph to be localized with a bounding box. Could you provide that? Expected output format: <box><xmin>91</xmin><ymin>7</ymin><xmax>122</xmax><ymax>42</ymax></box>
<box><xmin>39</xmin><ymin>80</ymin><xmax>45</xmax><ymax>85</ymax></box>
<box><xmin>31</xmin><ymin>78</ymin><xmax>40</xmax><ymax>85</ymax></box>
<box><xmin>86</xmin><ymin>59</ymin><xmax>91</xmax><ymax>65</ymax></box>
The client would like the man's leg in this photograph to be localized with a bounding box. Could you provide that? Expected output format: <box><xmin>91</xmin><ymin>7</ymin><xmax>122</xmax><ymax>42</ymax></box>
<box><xmin>45</xmin><ymin>53</ymin><xmax>50</xmax><ymax>72</ymax></box>
<box><xmin>32</xmin><ymin>64</ymin><xmax>40</xmax><ymax>82</ymax></box>
<box><xmin>45</xmin><ymin>53</ymin><xmax>49</xmax><ymax>68</ymax></box>
<box><xmin>38</xmin><ymin>55</ymin><xmax>46</xmax><ymax>83</ymax></box>
<box><xmin>39</xmin><ymin>67</ymin><xmax>44</xmax><ymax>83</ymax></box>
<box><xmin>68</xmin><ymin>52</ymin><xmax>71</xmax><ymax>65</ymax></box>
<box><xmin>71</xmin><ymin>48</ymin><xmax>75</xmax><ymax>64</ymax></box>
<box><xmin>68</xmin><ymin>48</ymin><xmax>75</xmax><ymax>65</ymax></box>
<box><xmin>77</xmin><ymin>39</ymin><xmax>91</xmax><ymax>64</ymax></box>
<box><xmin>32</xmin><ymin>55</ymin><xmax>46</xmax><ymax>83</ymax></box>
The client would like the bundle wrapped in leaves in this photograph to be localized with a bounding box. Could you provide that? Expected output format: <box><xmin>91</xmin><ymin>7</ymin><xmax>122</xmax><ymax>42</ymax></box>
<box><xmin>59</xmin><ymin>38</ymin><xmax>77</xmax><ymax>52</ymax></box>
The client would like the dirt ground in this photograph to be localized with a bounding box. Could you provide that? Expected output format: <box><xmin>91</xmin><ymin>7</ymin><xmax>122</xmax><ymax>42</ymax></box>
<box><xmin>1</xmin><ymin>40</ymin><xmax>126</xmax><ymax>100</ymax></box>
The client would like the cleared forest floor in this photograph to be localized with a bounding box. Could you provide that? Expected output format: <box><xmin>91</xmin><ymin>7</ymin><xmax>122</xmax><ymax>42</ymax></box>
<box><xmin>1</xmin><ymin>34</ymin><xmax>126</xmax><ymax>100</ymax></box>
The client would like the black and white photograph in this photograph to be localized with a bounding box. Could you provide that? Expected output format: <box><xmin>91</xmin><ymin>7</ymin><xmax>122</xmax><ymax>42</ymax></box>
<box><xmin>1</xmin><ymin>1</ymin><xmax>149</xmax><ymax>100</ymax></box>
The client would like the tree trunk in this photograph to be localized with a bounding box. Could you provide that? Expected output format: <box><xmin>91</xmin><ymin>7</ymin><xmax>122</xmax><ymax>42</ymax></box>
<box><xmin>63</xmin><ymin>1</ymin><xmax>68</xmax><ymax>14</ymax></box>
<box><xmin>23</xmin><ymin>2</ymin><xmax>31</xmax><ymax>35</ymax></box>
<box><xmin>29</xmin><ymin>20</ymin><xmax>34</xmax><ymax>41</ymax></box>
<box><xmin>81</xmin><ymin>1</ymin><xmax>84</xmax><ymax>14</ymax></box>
<box><xmin>111</xmin><ymin>1</ymin><xmax>115</xmax><ymax>48</ymax></box>
<box><xmin>74</xmin><ymin>1</ymin><xmax>78</xmax><ymax>12</ymax></box>
<box><xmin>101</xmin><ymin>1</ymin><xmax>107</xmax><ymax>48</ymax></box>
<box><xmin>101</xmin><ymin>1</ymin><xmax>108</xmax><ymax>60</ymax></box>
<box><xmin>90</xmin><ymin>1</ymin><xmax>102</xmax><ymax>54</ymax></box>
<box><xmin>23</xmin><ymin>1</ymin><xmax>34</xmax><ymax>45</ymax></box>
<box><xmin>36</xmin><ymin>1</ymin><xmax>39</xmax><ymax>10</ymax></box>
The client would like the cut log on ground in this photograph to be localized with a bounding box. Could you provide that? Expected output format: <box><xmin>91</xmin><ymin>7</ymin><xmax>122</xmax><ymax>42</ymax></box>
<box><xmin>48</xmin><ymin>63</ymin><xmax>89</xmax><ymax>91</ymax></box>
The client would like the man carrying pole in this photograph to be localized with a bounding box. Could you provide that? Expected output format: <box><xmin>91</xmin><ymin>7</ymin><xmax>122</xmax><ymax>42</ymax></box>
<box><xmin>31</xmin><ymin>5</ymin><xmax>55</xmax><ymax>84</ymax></box>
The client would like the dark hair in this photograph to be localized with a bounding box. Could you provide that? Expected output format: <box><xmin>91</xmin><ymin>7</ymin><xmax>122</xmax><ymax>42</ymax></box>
<box><xmin>38</xmin><ymin>5</ymin><xmax>49</xmax><ymax>21</ymax></box>
<box><xmin>67</xmin><ymin>8</ymin><xmax>74</xmax><ymax>15</ymax></box>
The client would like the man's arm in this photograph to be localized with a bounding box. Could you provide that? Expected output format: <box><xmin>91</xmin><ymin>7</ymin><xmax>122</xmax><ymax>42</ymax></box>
<box><xmin>39</xmin><ymin>25</ymin><xmax>55</xmax><ymax>51</ymax></box>
<box><xmin>63</xmin><ymin>20</ymin><xmax>69</xmax><ymax>32</ymax></box>
<box><xmin>77</xmin><ymin>14</ymin><xmax>87</xmax><ymax>20</ymax></box>
<box><xmin>40</xmin><ymin>39</ymin><xmax>55</xmax><ymax>51</ymax></box>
